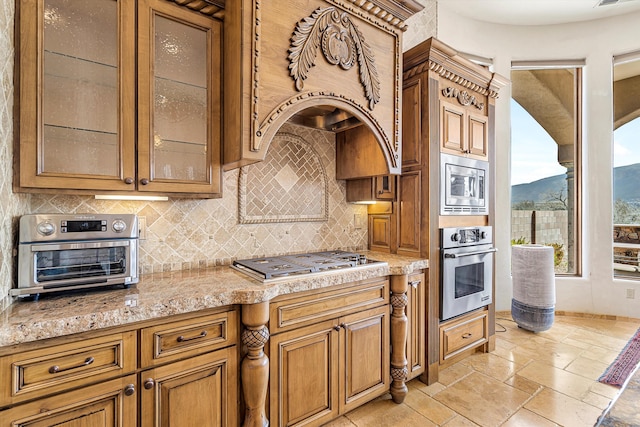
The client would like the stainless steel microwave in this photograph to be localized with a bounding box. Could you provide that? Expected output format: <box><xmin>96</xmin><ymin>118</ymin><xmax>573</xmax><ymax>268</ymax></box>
<box><xmin>440</xmin><ymin>153</ymin><xmax>489</xmax><ymax>215</ymax></box>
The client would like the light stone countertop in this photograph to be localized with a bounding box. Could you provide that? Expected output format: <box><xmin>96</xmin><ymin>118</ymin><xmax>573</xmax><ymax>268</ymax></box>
<box><xmin>0</xmin><ymin>251</ymin><xmax>427</xmax><ymax>348</ymax></box>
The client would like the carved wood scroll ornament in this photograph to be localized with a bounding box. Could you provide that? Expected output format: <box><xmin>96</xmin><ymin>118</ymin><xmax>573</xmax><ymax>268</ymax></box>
<box><xmin>288</xmin><ymin>7</ymin><xmax>381</xmax><ymax>110</ymax></box>
<box><xmin>442</xmin><ymin>87</ymin><xmax>485</xmax><ymax>110</ymax></box>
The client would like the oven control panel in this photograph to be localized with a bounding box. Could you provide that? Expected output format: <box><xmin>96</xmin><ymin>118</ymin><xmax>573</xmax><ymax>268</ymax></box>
<box><xmin>442</xmin><ymin>226</ymin><xmax>492</xmax><ymax>248</ymax></box>
<box><xmin>20</xmin><ymin>214</ymin><xmax>139</xmax><ymax>243</ymax></box>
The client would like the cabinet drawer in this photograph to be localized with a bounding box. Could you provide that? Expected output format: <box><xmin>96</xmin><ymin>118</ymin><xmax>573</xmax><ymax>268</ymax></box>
<box><xmin>0</xmin><ymin>331</ymin><xmax>136</xmax><ymax>407</ymax></box>
<box><xmin>440</xmin><ymin>310</ymin><xmax>488</xmax><ymax>363</ymax></box>
<box><xmin>140</xmin><ymin>309</ymin><xmax>239</xmax><ymax>368</ymax></box>
<box><xmin>270</xmin><ymin>277</ymin><xmax>389</xmax><ymax>334</ymax></box>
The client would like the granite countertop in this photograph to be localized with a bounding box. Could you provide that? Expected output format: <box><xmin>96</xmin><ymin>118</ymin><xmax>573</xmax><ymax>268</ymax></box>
<box><xmin>0</xmin><ymin>251</ymin><xmax>427</xmax><ymax>348</ymax></box>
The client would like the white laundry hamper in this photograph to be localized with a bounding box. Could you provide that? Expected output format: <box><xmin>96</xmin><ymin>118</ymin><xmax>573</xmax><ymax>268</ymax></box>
<box><xmin>511</xmin><ymin>244</ymin><xmax>556</xmax><ymax>332</ymax></box>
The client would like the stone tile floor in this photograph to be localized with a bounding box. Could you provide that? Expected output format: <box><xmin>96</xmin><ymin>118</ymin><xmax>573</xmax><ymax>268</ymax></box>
<box><xmin>324</xmin><ymin>313</ymin><xmax>640</xmax><ymax>427</ymax></box>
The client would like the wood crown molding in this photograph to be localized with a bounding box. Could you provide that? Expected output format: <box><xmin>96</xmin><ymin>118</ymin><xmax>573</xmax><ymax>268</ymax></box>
<box><xmin>342</xmin><ymin>0</ymin><xmax>425</xmax><ymax>30</ymax></box>
<box><xmin>403</xmin><ymin>38</ymin><xmax>502</xmax><ymax>98</ymax></box>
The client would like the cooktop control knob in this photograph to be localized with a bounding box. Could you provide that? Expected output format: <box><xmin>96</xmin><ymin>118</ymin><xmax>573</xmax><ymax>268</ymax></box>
<box><xmin>112</xmin><ymin>220</ymin><xmax>127</xmax><ymax>233</ymax></box>
<box><xmin>37</xmin><ymin>221</ymin><xmax>56</xmax><ymax>236</ymax></box>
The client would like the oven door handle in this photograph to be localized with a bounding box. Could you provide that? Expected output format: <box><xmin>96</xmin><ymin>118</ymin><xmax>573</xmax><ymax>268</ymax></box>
<box><xmin>443</xmin><ymin>248</ymin><xmax>497</xmax><ymax>259</ymax></box>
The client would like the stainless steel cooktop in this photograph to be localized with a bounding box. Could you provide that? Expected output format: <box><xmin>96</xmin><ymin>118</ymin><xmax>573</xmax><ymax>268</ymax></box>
<box><xmin>232</xmin><ymin>250</ymin><xmax>381</xmax><ymax>281</ymax></box>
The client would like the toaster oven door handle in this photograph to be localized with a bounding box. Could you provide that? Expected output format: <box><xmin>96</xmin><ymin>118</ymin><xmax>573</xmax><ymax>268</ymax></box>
<box><xmin>30</xmin><ymin>240</ymin><xmax>132</xmax><ymax>252</ymax></box>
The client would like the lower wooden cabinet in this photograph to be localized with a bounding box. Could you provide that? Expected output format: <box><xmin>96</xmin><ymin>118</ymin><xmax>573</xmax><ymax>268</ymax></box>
<box><xmin>0</xmin><ymin>307</ymin><xmax>239</xmax><ymax>427</ymax></box>
<box><xmin>140</xmin><ymin>346</ymin><xmax>237</xmax><ymax>427</ymax></box>
<box><xmin>439</xmin><ymin>309</ymin><xmax>488</xmax><ymax>364</ymax></box>
<box><xmin>269</xmin><ymin>280</ymin><xmax>390</xmax><ymax>427</ymax></box>
<box><xmin>0</xmin><ymin>374</ymin><xmax>137</xmax><ymax>426</ymax></box>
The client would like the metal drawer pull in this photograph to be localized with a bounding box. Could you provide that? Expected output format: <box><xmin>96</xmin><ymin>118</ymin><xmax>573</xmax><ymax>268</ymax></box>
<box><xmin>177</xmin><ymin>331</ymin><xmax>208</xmax><ymax>343</ymax></box>
<box><xmin>461</xmin><ymin>333</ymin><xmax>473</xmax><ymax>339</ymax></box>
<box><xmin>49</xmin><ymin>356</ymin><xmax>94</xmax><ymax>374</ymax></box>
<box><xmin>409</xmin><ymin>280</ymin><xmax>420</xmax><ymax>288</ymax></box>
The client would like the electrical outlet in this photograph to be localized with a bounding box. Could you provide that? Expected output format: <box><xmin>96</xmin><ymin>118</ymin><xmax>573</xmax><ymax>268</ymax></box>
<box><xmin>626</xmin><ymin>288</ymin><xmax>635</xmax><ymax>299</ymax></box>
<box><xmin>138</xmin><ymin>216</ymin><xmax>147</xmax><ymax>240</ymax></box>
<box><xmin>354</xmin><ymin>213</ymin><xmax>365</xmax><ymax>229</ymax></box>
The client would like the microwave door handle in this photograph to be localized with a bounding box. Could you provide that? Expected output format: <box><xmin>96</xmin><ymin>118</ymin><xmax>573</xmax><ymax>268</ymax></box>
<box><xmin>443</xmin><ymin>248</ymin><xmax>497</xmax><ymax>259</ymax></box>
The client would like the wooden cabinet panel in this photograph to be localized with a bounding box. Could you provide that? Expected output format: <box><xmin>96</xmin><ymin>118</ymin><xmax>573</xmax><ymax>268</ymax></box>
<box><xmin>369</xmin><ymin>215</ymin><xmax>392</xmax><ymax>252</ymax></box>
<box><xmin>340</xmin><ymin>305</ymin><xmax>390</xmax><ymax>414</ymax></box>
<box><xmin>469</xmin><ymin>113</ymin><xmax>489</xmax><ymax>157</ymax></box>
<box><xmin>441</xmin><ymin>101</ymin><xmax>465</xmax><ymax>153</ymax></box>
<box><xmin>0</xmin><ymin>331</ymin><xmax>136</xmax><ymax>407</ymax></box>
<box><xmin>270</xmin><ymin>319</ymin><xmax>339</xmax><ymax>427</ymax></box>
<box><xmin>0</xmin><ymin>374</ymin><xmax>137</xmax><ymax>427</ymax></box>
<box><xmin>346</xmin><ymin>176</ymin><xmax>395</xmax><ymax>203</ymax></box>
<box><xmin>270</xmin><ymin>278</ymin><xmax>389</xmax><ymax>334</ymax></box>
<box><xmin>140</xmin><ymin>309</ymin><xmax>238</xmax><ymax>368</ymax></box>
<box><xmin>397</xmin><ymin>170</ymin><xmax>421</xmax><ymax>256</ymax></box>
<box><xmin>406</xmin><ymin>271</ymin><xmax>426</xmax><ymax>380</ymax></box>
<box><xmin>140</xmin><ymin>346</ymin><xmax>237</xmax><ymax>427</ymax></box>
<box><xmin>440</xmin><ymin>310</ymin><xmax>488</xmax><ymax>363</ymax></box>
<box><xmin>402</xmin><ymin>77</ymin><xmax>422</xmax><ymax>168</ymax></box>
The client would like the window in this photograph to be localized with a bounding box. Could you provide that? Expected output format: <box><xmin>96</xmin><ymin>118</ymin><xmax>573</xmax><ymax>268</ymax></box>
<box><xmin>510</xmin><ymin>63</ymin><xmax>583</xmax><ymax>275</ymax></box>
<box><xmin>613</xmin><ymin>52</ymin><xmax>640</xmax><ymax>279</ymax></box>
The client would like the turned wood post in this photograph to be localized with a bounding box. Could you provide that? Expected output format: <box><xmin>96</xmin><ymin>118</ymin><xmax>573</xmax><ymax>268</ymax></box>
<box><xmin>389</xmin><ymin>274</ymin><xmax>409</xmax><ymax>403</ymax></box>
<box><xmin>241</xmin><ymin>302</ymin><xmax>270</xmax><ymax>427</ymax></box>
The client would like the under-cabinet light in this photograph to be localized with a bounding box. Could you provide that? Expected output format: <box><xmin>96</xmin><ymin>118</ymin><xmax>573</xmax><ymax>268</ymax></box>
<box><xmin>350</xmin><ymin>201</ymin><xmax>377</xmax><ymax>205</ymax></box>
<box><xmin>94</xmin><ymin>195</ymin><xmax>169</xmax><ymax>201</ymax></box>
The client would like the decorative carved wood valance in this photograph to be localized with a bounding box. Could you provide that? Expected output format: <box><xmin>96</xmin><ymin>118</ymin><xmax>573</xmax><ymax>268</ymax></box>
<box><xmin>441</xmin><ymin>87</ymin><xmax>485</xmax><ymax>110</ymax></box>
<box><xmin>288</xmin><ymin>7</ymin><xmax>380</xmax><ymax>110</ymax></box>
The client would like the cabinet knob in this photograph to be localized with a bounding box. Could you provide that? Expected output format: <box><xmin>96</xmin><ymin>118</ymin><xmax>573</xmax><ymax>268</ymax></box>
<box><xmin>144</xmin><ymin>378</ymin><xmax>155</xmax><ymax>390</ymax></box>
<box><xmin>124</xmin><ymin>384</ymin><xmax>135</xmax><ymax>396</ymax></box>
<box><xmin>124</xmin><ymin>177</ymin><xmax>134</xmax><ymax>185</ymax></box>
<box><xmin>140</xmin><ymin>178</ymin><xmax>149</xmax><ymax>185</ymax></box>
<box><xmin>333</xmin><ymin>326</ymin><xmax>341</xmax><ymax>331</ymax></box>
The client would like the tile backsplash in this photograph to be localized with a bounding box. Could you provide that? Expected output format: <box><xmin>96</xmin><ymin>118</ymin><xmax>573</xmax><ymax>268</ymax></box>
<box><xmin>29</xmin><ymin>123</ymin><xmax>368</xmax><ymax>275</ymax></box>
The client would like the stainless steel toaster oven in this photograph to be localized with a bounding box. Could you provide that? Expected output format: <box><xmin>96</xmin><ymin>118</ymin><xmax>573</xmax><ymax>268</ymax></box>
<box><xmin>13</xmin><ymin>214</ymin><xmax>139</xmax><ymax>298</ymax></box>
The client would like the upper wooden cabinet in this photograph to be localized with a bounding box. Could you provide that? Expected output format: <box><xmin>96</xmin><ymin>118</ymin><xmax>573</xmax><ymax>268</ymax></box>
<box><xmin>14</xmin><ymin>0</ymin><xmax>222</xmax><ymax>197</ymax></box>
<box><xmin>441</xmin><ymin>100</ymin><xmax>489</xmax><ymax>160</ymax></box>
<box><xmin>346</xmin><ymin>175</ymin><xmax>395</xmax><ymax>203</ymax></box>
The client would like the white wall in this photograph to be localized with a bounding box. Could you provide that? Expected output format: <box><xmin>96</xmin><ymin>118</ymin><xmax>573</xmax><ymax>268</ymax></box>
<box><xmin>436</xmin><ymin>8</ymin><xmax>640</xmax><ymax>317</ymax></box>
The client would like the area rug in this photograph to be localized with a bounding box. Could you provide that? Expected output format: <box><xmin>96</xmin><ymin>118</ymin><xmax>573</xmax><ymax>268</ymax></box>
<box><xmin>599</xmin><ymin>326</ymin><xmax>640</xmax><ymax>387</ymax></box>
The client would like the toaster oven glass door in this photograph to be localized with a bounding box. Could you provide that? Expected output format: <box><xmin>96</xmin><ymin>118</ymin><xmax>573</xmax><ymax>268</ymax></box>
<box><xmin>30</xmin><ymin>240</ymin><xmax>135</xmax><ymax>286</ymax></box>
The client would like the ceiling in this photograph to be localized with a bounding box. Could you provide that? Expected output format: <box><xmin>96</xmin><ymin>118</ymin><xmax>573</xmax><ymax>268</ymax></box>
<box><xmin>437</xmin><ymin>0</ymin><xmax>640</xmax><ymax>26</ymax></box>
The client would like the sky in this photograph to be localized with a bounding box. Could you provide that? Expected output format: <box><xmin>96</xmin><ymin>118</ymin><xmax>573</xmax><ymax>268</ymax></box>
<box><xmin>510</xmin><ymin>99</ymin><xmax>640</xmax><ymax>185</ymax></box>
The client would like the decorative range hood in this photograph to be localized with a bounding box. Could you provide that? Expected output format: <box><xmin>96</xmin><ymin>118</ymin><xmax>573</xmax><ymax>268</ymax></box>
<box><xmin>222</xmin><ymin>0</ymin><xmax>424</xmax><ymax>174</ymax></box>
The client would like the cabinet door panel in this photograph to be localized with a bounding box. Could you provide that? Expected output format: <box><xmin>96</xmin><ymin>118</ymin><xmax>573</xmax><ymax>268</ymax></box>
<box><xmin>340</xmin><ymin>305</ymin><xmax>389</xmax><ymax>413</ymax></box>
<box><xmin>406</xmin><ymin>272</ymin><xmax>426</xmax><ymax>380</ymax></box>
<box><xmin>138</xmin><ymin>0</ymin><xmax>222</xmax><ymax>195</ymax></box>
<box><xmin>270</xmin><ymin>319</ymin><xmax>339</xmax><ymax>427</ymax></box>
<box><xmin>397</xmin><ymin>170</ymin><xmax>421</xmax><ymax>256</ymax></box>
<box><xmin>0</xmin><ymin>374</ymin><xmax>136</xmax><ymax>427</ymax></box>
<box><xmin>402</xmin><ymin>77</ymin><xmax>422</xmax><ymax>168</ymax></box>
<box><xmin>17</xmin><ymin>0</ymin><xmax>136</xmax><ymax>191</ymax></box>
<box><xmin>441</xmin><ymin>101</ymin><xmax>465</xmax><ymax>153</ymax></box>
<box><xmin>369</xmin><ymin>215</ymin><xmax>392</xmax><ymax>252</ymax></box>
<box><xmin>468</xmin><ymin>113</ymin><xmax>488</xmax><ymax>157</ymax></box>
<box><xmin>140</xmin><ymin>347</ymin><xmax>237</xmax><ymax>427</ymax></box>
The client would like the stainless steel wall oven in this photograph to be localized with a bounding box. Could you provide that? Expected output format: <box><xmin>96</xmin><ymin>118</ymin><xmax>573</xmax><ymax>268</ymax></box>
<box><xmin>13</xmin><ymin>214</ymin><xmax>139</xmax><ymax>298</ymax></box>
<box><xmin>440</xmin><ymin>226</ymin><xmax>495</xmax><ymax>320</ymax></box>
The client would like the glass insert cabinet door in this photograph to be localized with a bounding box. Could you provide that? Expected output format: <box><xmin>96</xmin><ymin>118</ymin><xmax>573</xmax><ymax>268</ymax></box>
<box><xmin>16</xmin><ymin>0</ymin><xmax>136</xmax><ymax>191</ymax></box>
<box><xmin>137</xmin><ymin>0</ymin><xmax>222</xmax><ymax>195</ymax></box>
<box><xmin>15</xmin><ymin>0</ymin><xmax>222</xmax><ymax>196</ymax></box>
